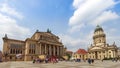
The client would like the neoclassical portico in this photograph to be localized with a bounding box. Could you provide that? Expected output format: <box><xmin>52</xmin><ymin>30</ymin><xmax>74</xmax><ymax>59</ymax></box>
<box><xmin>38</xmin><ymin>43</ymin><xmax>64</xmax><ymax>56</ymax></box>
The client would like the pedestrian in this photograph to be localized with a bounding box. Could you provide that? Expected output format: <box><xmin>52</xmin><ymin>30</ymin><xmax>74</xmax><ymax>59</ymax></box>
<box><xmin>52</xmin><ymin>58</ymin><xmax>56</xmax><ymax>64</ymax></box>
<box><xmin>88</xmin><ymin>58</ymin><xmax>91</xmax><ymax>64</ymax></box>
<box><xmin>101</xmin><ymin>59</ymin><xmax>103</xmax><ymax>62</ymax></box>
<box><xmin>56</xmin><ymin>58</ymin><xmax>59</xmax><ymax>63</ymax></box>
<box><xmin>91</xmin><ymin>59</ymin><xmax>94</xmax><ymax>63</ymax></box>
<box><xmin>45</xmin><ymin>58</ymin><xmax>48</xmax><ymax>63</ymax></box>
<box><xmin>115</xmin><ymin>58</ymin><xmax>118</xmax><ymax>62</ymax></box>
<box><xmin>33</xmin><ymin>59</ymin><xmax>36</xmax><ymax>63</ymax></box>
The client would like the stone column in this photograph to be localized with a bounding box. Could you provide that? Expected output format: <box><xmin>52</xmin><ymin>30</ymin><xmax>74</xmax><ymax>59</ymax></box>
<box><xmin>51</xmin><ymin>45</ymin><xmax>53</xmax><ymax>55</ymax></box>
<box><xmin>53</xmin><ymin>46</ymin><xmax>55</xmax><ymax>56</ymax></box>
<box><xmin>49</xmin><ymin>45</ymin><xmax>51</xmax><ymax>56</ymax></box>
<box><xmin>107</xmin><ymin>51</ymin><xmax>109</xmax><ymax>58</ymax></box>
<box><xmin>57</xmin><ymin>46</ymin><xmax>59</xmax><ymax>56</ymax></box>
<box><xmin>45</xmin><ymin>44</ymin><xmax>47</xmax><ymax>55</ymax></box>
<box><xmin>59</xmin><ymin>46</ymin><xmax>61</xmax><ymax>56</ymax></box>
<box><xmin>114</xmin><ymin>50</ymin><xmax>116</xmax><ymax>58</ymax></box>
<box><xmin>39</xmin><ymin>43</ymin><xmax>41</xmax><ymax>55</ymax></box>
<box><xmin>54</xmin><ymin>45</ymin><xmax>57</xmax><ymax>56</ymax></box>
<box><xmin>62</xmin><ymin>46</ymin><xmax>64</xmax><ymax>56</ymax></box>
<box><xmin>113</xmin><ymin>50</ymin><xmax>115</xmax><ymax>58</ymax></box>
<box><xmin>46</xmin><ymin>44</ymin><xmax>48</xmax><ymax>55</ymax></box>
<box><xmin>35</xmin><ymin>45</ymin><xmax>37</xmax><ymax>54</ymax></box>
<box><xmin>24</xmin><ymin>42</ymin><xmax>30</xmax><ymax>61</ymax></box>
<box><xmin>60</xmin><ymin>46</ymin><xmax>63</xmax><ymax>56</ymax></box>
<box><xmin>15</xmin><ymin>49</ymin><xmax>17</xmax><ymax>54</ymax></box>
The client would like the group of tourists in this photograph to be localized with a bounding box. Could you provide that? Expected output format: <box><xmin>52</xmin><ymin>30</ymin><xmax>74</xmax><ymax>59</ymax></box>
<box><xmin>71</xmin><ymin>58</ymin><xmax>94</xmax><ymax>64</ymax></box>
<box><xmin>101</xmin><ymin>58</ymin><xmax>120</xmax><ymax>62</ymax></box>
<box><xmin>33</xmin><ymin>57</ymin><xmax>43</xmax><ymax>63</ymax></box>
<box><xmin>112</xmin><ymin>58</ymin><xmax>119</xmax><ymax>62</ymax></box>
<box><xmin>33</xmin><ymin>56</ymin><xmax>59</xmax><ymax>64</ymax></box>
<box><xmin>87</xmin><ymin>58</ymin><xmax>94</xmax><ymax>64</ymax></box>
<box><xmin>75</xmin><ymin>58</ymin><xmax>81</xmax><ymax>62</ymax></box>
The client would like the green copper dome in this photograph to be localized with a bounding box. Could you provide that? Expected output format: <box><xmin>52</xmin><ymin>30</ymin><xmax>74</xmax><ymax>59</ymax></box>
<box><xmin>94</xmin><ymin>25</ymin><xmax>103</xmax><ymax>32</ymax></box>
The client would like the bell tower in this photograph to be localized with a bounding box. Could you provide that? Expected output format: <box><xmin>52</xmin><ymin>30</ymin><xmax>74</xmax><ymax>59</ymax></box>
<box><xmin>93</xmin><ymin>25</ymin><xmax>106</xmax><ymax>47</ymax></box>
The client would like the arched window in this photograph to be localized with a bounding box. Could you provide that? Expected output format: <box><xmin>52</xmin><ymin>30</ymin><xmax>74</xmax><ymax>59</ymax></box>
<box><xmin>33</xmin><ymin>50</ymin><xmax>35</xmax><ymax>54</ymax></box>
<box><xmin>29</xmin><ymin>49</ymin><xmax>31</xmax><ymax>54</ymax></box>
<box><xmin>20</xmin><ymin>50</ymin><xmax>22</xmax><ymax>54</ymax></box>
<box><xmin>13</xmin><ymin>49</ymin><xmax>15</xmax><ymax>54</ymax></box>
<box><xmin>79</xmin><ymin>55</ymin><xmax>81</xmax><ymax>58</ymax></box>
<box><xmin>10</xmin><ymin>56</ymin><xmax>12</xmax><ymax>60</ymax></box>
<box><xmin>16</xmin><ymin>50</ymin><xmax>18</xmax><ymax>54</ymax></box>
<box><xmin>10</xmin><ymin>49</ymin><xmax>12</xmax><ymax>54</ymax></box>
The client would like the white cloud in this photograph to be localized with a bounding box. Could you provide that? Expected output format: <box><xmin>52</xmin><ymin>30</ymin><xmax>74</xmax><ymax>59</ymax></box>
<box><xmin>0</xmin><ymin>13</ymin><xmax>30</xmax><ymax>38</ymax></box>
<box><xmin>0</xmin><ymin>3</ymin><xmax>23</xmax><ymax>19</ymax></box>
<box><xmin>59</xmin><ymin>32</ymin><xmax>93</xmax><ymax>51</ymax></box>
<box><xmin>104</xmin><ymin>28</ymin><xmax>119</xmax><ymax>46</ymax></box>
<box><xmin>72</xmin><ymin>0</ymin><xmax>87</xmax><ymax>9</ymax></box>
<box><xmin>59</xmin><ymin>34</ymin><xmax>81</xmax><ymax>47</ymax></box>
<box><xmin>106</xmin><ymin>36</ymin><xmax>120</xmax><ymax>46</ymax></box>
<box><xmin>67</xmin><ymin>0</ymin><xmax>120</xmax><ymax>51</ymax></box>
<box><xmin>0</xmin><ymin>3</ymin><xmax>30</xmax><ymax>51</ymax></box>
<box><xmin>91</xmin><ymin>11</ymin><xmax>119</xmax><ymax>25</ymax></box>
<box><xmin>59</xmin><ymin>34</ymin><xmax>82</xmax><ymax>52</ymax></box>
<box><xmin>68</xmin><ymin>23</ymin><xmax>85</xmax><ymax>33</ymax></box>
<box><xmin>69</xmin><ymin>0</ymin><xmax>119</xmax><ymax>33</ymax></box>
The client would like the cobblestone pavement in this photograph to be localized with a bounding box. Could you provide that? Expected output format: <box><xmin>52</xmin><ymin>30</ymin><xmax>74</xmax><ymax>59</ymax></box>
<box><xmin>0</xmin><ymin>60</ymin><xmax>120</xmax><ymax>68</ymax></box>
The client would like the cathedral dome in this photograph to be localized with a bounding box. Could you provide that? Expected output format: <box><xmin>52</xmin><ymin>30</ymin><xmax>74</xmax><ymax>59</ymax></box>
<box><xmin>93</xmin><ymin>25</ymin><xmax>106</xmax><ymax>45</ymax></box>
<box><xmin>94</xmin><ymin>25</ymin><xmax>103</xmax><ymax>33</ymax></box>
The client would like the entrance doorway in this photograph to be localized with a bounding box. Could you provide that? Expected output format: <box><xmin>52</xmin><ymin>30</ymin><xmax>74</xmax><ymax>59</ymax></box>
<box><xmin>95</xmin><ymin>51</ymin><xmax>98</xmax><ymax>59</ymax></box>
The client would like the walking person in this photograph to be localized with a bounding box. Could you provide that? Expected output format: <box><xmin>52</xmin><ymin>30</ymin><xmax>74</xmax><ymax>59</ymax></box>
<box><xmin>101</xmin><ymin>59</ymin><xmax>104</xmax><ymax>62</ymax></box>
<box><xmin>91</xmin><ymin>59</ymin><xmax>94</xmax><ymax>64</ymax></box>
<box><xmin>88</xmin><ymin>58</ymin><xmax>91</xmax><ymax>64</ymax></box>
<box><xmin>33</xmin><ymin>58</ymin><xmax>36</xmax><ymax>63</ymax></box>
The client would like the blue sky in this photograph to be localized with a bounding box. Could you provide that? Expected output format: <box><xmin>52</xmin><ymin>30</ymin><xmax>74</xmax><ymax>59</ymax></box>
<box><xmin>0</xmin><ymin>0</ymin><xmax>120</xmax><ymax>52</ymax></box>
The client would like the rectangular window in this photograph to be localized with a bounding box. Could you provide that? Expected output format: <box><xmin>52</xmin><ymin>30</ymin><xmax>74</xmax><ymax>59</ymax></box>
<box><xmin>80</xmin><ymin>55</ymin><xmax>81</xmax><ymax>58</ymax></box>
<box><xmin>10</xmin><ymin>44</ymin><xmax>23</xmax><ymax>54</ymax></box>
<box><xmin>109</xmin><ymin>55</ymin><xmax>111</xmax><ymax>58</ymax></box>
<box><xmin>104</xmin><ymin>55</ymin><xmax>105</xmax><ymax>58</ymax></box>
<box><xmin>10</xmin><ymin>56</ymin><xmax>12</xmax><ymax>60</ymax></box>
<box><xmin>29</xmin><ymin>44</ymin><xmax>36</xmax><ymax>54</ymax></box>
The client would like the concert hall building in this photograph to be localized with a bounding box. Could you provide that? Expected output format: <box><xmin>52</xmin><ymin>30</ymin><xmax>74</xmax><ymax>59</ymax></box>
<box><xmin>3</xmin><ymin>29</ymin><xmax>66</xmax><ymax>61</ymax></box>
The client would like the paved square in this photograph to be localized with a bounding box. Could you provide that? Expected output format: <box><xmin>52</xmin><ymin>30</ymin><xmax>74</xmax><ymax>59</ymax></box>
<box><xmin>0</xmin><ymin>60</ymin><xmax>120</xmax><ymax>68</ymax></box>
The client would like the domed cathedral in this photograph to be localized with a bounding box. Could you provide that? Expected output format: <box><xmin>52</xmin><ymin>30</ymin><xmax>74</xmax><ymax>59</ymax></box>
<box><xmin>93</xmin><ymin>25</ymin><xmax>106</xmax><ymax>47</ymax></box>
<box><xmin>88</xmin><ymin>25</ymin><xmax>118</xmax><ymax>60</ymax></box>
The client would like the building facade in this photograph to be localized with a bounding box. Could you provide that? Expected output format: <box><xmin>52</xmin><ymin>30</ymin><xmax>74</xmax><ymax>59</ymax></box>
<box><xmin>73</xmin><ymin>49</ymin><xmax>87</xmax><ymax>60</ymax></box>
<box><xmin>117</xmin><ymin>47</ymin><xmax>120</xmax><ymax>58</ymax></box>
<box><xmin>0</xmin><ymin>51</ymin><xmax>2</xmax><ymax>61</ymax></box>
<box><xmin>88</xmin><ymin>25</ymin><xmax>118</xmax><ymax>60</ymax></box>
<box><xmin>2</xmin><ymin>29</ymin><xmax>65</xmax><ymax>61</ymax></box>
<box><xmin>66</xmin><ymin>51</ymin><xmax>73</xmax><ymax>57</ymax></box>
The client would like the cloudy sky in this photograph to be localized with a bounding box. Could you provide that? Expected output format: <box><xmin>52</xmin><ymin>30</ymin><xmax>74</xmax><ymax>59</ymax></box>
<box><xmin>0</xmin><ymin>0</ymin><xmax>120</xmax><ymax>52</ymax></box>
